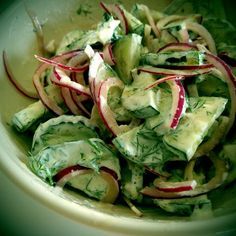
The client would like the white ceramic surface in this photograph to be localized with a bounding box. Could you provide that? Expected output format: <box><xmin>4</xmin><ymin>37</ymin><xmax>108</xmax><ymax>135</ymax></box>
<box><xmin>0</xmin><ymin>1</ymin><xmax>236</xmax><ymax>236</ymax></box>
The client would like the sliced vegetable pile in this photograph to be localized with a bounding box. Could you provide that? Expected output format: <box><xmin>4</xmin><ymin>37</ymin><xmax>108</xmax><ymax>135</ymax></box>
<box><xmin>4</xmin><ymin>1</ymin><xmax>236</xmax><ymax>216</ymax></box>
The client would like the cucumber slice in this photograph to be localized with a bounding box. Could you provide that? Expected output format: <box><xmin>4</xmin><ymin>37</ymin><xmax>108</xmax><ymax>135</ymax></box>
<box><xmin>121</xmin><ymin>160</ymin><xmax>144</xmax><ymax>202</ymax></box>
<box><xmin>31</xmin><ymin>115</ymin><xmax>98</xmax><ymax>155</ymax></box>
<box><xmin>145</xmin><ymin>85</ymin><xmax>173</xmax><ymax>135</ymax></box>
<box><xmin>194</xmin><ymin>116</ymin><xmax>229</xmax><ymax>158</ymax></box>
<box><xmin>56</xmin><ymin>29</ymin><xmax>85</xmax><ymax>54</ymax></box>
<box><xmin>29</xmin><ymin>138</ymin><xmax>120</xmax><ymax>185</ymax></box>
<box><xmin>119</xmin><ymin>5</ymin><xmax>144</xmax><ymax>35</ymax></box>
<box><xmin>131</xmin><ymin>4</ymin><xmax>165</xmax><ymax>24</ymax></box>
<box><xmin>153</xmin><ymin>194</ymin><xmax>211</xmax><ymax>216</ymax></box>
<box><xmin>113</xmin><ymin>34</ymin><xmax>142</xmax><ymax>84</ymax></box>
<box><xmin>163</xmin><ymin>97</ymin><xmax>228</xmax><ymax>161</ymax></box>
<box><xmin>141</xmin><ymin>51</ymin><xmax>205</xmax><ymax>67</ymax></box>
<box><xmin>196</xmin><ymin>73</ymin><xmax>229</xmax><ymax>97</ymax></box>
<box><xmin>12</xmin><ymin>100</ymin><xmax>49</xmax><ymax>133</ymax></box>
<box><xmin>121</xmin><ymin>72</ymin><xmax>160</xmax><ymax>118</ymax></box>
<box><xmin>113</xmin><ymin>125</ymin><xmax>182</xmax><ymax>175</ymax></box>
<box><xmin>61</xmin><ymin>30</ymin><xmax>99</xmax><ymax>53</ymax></box>
<box><xmin>11</xmin><ymin>84</ymin><xmax>65</xmax><ymax>132</ymax></box>
<box><xmin>107</xmin><ymin>85</ymin><xmax>132</xmax><ymax>122</ymax></box>
<box><xmin>96</xmin><ymin>16</ymin><xmax>121</xmax><ymax>45</ymax></box>
<box><xmin>196</xmin><ymin>73</ymin><xmax>230</xmax><ymax>114</ymax></box>
<box><xmin>90</xmin><ymin>105</ymin><xmax>112</xmax><ymax>140</ymax></box>
<box><xmin>67</xmin><ymin>170</ymin><xmax>118</xmax><ymax>202</ymax></box>
<box><xmin>57</xmin><ymin>16</ymin><xmax>120</xmax><ymax>54</ymax></box>
<box><xmin>89</xmin><ymin>52</ymin><xmax>118</xmax><ymax>97</ymax></box>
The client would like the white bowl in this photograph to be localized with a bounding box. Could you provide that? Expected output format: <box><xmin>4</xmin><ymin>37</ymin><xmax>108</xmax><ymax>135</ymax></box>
<box><xmin>0</xmin><ymin>1</ymin><xmax>236</xmax><ymax>235</ymax></box>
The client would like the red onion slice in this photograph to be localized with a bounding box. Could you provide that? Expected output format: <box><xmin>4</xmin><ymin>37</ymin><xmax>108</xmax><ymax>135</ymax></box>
<box><xmin>112</xmin><ymin>4</ymin><xmax>129</xmax><ymax>34</ymax></box>
<box><xmin>178</xmin><ymin>25</ymin><xmax>190</xmax><ymax>43</ymax></box>
<box><xmin>138</xmin><ymin>65</ymin><xmax>212</xmax><ymax>76</ymax></box>
<box><xmin>145</xmin><ymin>75</ymin><xmax>186</xmax><ymax>129</ymax></box>
<box><xmin>157</xmin><ymin>42</ymin><xmax>198</xmax><ymax>53</ymax></box>
<box><xmin>100</xmin><ymin>166</ymin><xmax>119</xmax><ymax>181</ymax></box>
<box><xmin>123</xmin><ymin>196</ymin><xmax>143</xmax><ymax>217</ymax></box>
<box><xmin>168</xmin><ymin>79</ymin><xmax>186</xmax><ymax>129</ymax></box>
<box><xmin>87</xmin><ymin>52</ymin><xmax>104</xmax><ymax>102</ymax></box>
<box><xmin>141</xmin><ymin>157</ymin><xmax>228</xmax><ymax>198</ymax></box>
<box><xmin>70</xmin><ymin>72</ymin><xmax>91</xmax><ymax>117</ymax></box>
<box><xmin>33</xmin><ymin>63</ymin><xmax>65</xmax><ymax>115</ymax></box>
<box><xmin>60</xmin><ymin>87</ymin><xmax>82</xmax><ymax>115</ymax></box>
<box><xmin>185</xmin><ymin>21</ymin><xmax>217</xmax><ymax>54</ymax></box>
<box><xmin>55</xmin><ymin>165</ymin><xmax>119</xmax><ymax>203</ymax></box>
<box><xmin>103</xmin><ymin>44</ymin><xmax>116</xmax><ymax>66</ymax></box>
<box><xmin>53</xmin><ymin>67</ymin><xmax>91</xmax><ymax>97</ymax></box>
<box><xmin>97</xmin><ymin>77</ymin><xmax>126</xmax><ymax>136</ymax></box>
<box><xmin>70</xmin><ymin>91</ymin><xmax>91</xmax><ymax>117</ymax></box>
<box><xmin>145</xmin><ymin>75</ymin><xmax>183</xmax><ymax>90</ymax></box>
<box><xmin>218</xmin><ymin>53</ymin><xmax>236</xmax><ymax>68</ymax></box>
<box><xmin>157</xmin><ymin>15</ymin><xmax>197</xmax><ymax>29</ymax></box>
<box><xmin>33</xmin><ymin>50</ymin><xmax>85</xmax><ymax>115</ymax></box>
<box><xmin>99</xmin><ymin>170</ymin><xmax>120</xmax><ymax>203</ymax></box>
<box><xmin>99</xmin><ymin>1</ymin><xmax>111</xmax><ymax>14</ymax></box>
<box><xmin>100</xmin><ymin>2</ymin><xmax>128</xmax><ymax>34</ymax></box>
<box><xmin>35</xmin><ymin>54</ymin><xmax>89</xmax><ymax>73</ymax></box>
<box><xmin>144</xmin><ymin>166</ymin><xmax>171</xmax><ymax>178</ymax></box>
<box><xmin>205</xmin><ymin>53</ymin><xmax>236</xmax><ymax>135</ymax></box>
<box><xmin>55</xmin><ymin>165</ymin><xmax>90</xmax><ymax>186</ymax></box>
<box><xmin>154</xmin><ymin>179</ymin><xmax>197</xmax><ymax>192</ymax></box>
<box><xmin>2</xmin><ymin>51</ymin><xmax>38</xmax><ymax>99</ymax></box>
<box><xmin>143</xmin><ymin>5</ymin><xmax>161</xmax><ymax>38</ymax></box>
<box><xmin>184</xmin><ymin>159</ymin><xmax>197</xmax><ymax>181</ymax></box>
<box><xmin>157</xmin><ymin>64</ymin><xmax>213</xmax><ymax>70</ymax></box>
<box><xmin>206</xmin><ymin>53</ymin><xmax>236</xmax><ymax>88</ymax></box>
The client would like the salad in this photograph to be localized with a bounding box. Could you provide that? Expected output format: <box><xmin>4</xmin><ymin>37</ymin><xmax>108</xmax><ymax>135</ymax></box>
<box><xmin>3</xmin><ymin>1</ymin><xmax>236</xmax><ymax>217</ymax></box>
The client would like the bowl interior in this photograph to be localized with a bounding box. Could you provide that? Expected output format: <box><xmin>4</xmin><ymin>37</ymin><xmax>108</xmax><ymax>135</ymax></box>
<box><xmin>0</xmin><ymin>1</ymin><xmax>236</xmax><ymax>235</ymax></box>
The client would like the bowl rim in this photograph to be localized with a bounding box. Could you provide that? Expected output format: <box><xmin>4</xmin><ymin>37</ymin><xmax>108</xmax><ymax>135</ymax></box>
<box><xmin>0</xmin><ymin>134</ymin><xmax>236</xmax><ymax>236</ymax></box>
